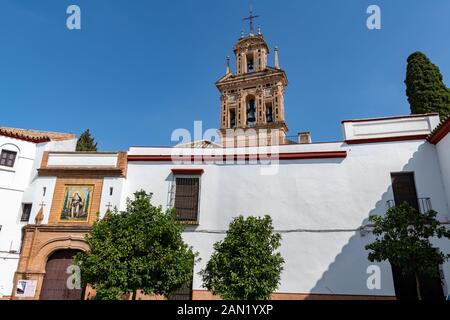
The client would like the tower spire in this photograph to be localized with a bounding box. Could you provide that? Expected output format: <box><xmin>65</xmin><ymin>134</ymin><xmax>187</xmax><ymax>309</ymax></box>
<box><xmin>226</xmin><ymin>56</ymin><xmax>231</xmax><ymax>74</ymax></box>
<box><xmin>274</xmin><ymin>46</ymin><xmax>280</xmax><ymax>69</ymax></box>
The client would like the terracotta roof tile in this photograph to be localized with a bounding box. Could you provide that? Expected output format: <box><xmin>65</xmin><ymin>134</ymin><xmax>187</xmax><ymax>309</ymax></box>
<box><xmin>427</xmin><ymin>115</ymin><xmax>450</xmax><ymax>144</ymax></box>
<box><xmin>0</xmin><ymin>127</ymin><xmax>76</xmax><ymax>143</ymax></box>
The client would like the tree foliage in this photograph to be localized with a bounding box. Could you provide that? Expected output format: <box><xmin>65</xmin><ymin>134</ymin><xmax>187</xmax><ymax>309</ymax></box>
<box><xmin>76</xmin><ymin>129</ymin><xmax>98</xmax><ymax>152</ymax></box>
<box><xmin>365</xmin><ymin>203</ymin><xmax>450</xmax><ymax>299</ymax></box>
<box><xmin>405</xmin><ymin>51</ymin><xmax>450</xmax><ymax>117</ymax></box>
<box><xmin>74</xmin><ymin>190</ymin><xmax>197</xmax><ymax>300</ymax></box>
<box><xmin>201</xmin><ymin>215</ymin><xmax>284</xmax><ymax>300</ymax></box>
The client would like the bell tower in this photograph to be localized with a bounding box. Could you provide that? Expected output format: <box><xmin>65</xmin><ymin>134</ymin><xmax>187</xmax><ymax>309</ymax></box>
<box><xmin>216</xmin><ymin>12</ymin><xmax>289</xmax><ymax>146</ymax></box>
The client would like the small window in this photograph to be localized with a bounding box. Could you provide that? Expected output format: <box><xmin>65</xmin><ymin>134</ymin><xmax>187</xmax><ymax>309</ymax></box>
<box><xmin>174</xmin><ymin>177</ymin><xmax>200</xmax><ymax>223</ymax></box>
<box><xmin>21</xmin><ymin>203</ymin><xmax>32</xmax><ymax>222</ymax></box>
<box><xmin>0</xmin><ymin>150</ymin><xmax>17</xmax><ymax>168</ymax></box>
<box><xmin>229</xmin><ymin>109</ymin><xmax>236</xmax><ymax>128</ymax></box>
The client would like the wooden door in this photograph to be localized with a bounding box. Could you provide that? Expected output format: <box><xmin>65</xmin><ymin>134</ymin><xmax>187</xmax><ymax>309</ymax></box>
<box><xmin>40</xmin><ymin>249</ymin><xmax>82</xmax><ymax>300</ymax></box>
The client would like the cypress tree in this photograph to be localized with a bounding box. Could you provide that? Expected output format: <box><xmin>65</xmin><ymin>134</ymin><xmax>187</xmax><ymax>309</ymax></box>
<box><xmin>76</xmin><ymin>129</ymin><xmax>98</xmax><ymax>151</ymax></box>
<box><xmin>405</xmin><ymin>51</ymin><xmax>450</xmax><ymax>118</ymax></box>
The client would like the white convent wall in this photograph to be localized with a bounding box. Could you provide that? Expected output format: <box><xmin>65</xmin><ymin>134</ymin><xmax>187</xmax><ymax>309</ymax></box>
<box><xmin>124</xmin><ymin>140</ymin><xmax>450</xmax><ymax>297</ymax></box>
<box><xmin>46</xmin><ymin>153</ymin><xmax>117</xmax><ymax>168</ymax></box>
<box><xmin>342</xmin><ymin>114</ymin><xmax>440</xmax><ymax>141</ymax></box>
<box><xmin>98</xmin><ymin>177</ymin><xmax>126</xmax><ymax>220</ymax></box>
<box><xmin>436</xmin><ymin>133</ymin><xmax>450</xmax><ymax>213</ymax></box>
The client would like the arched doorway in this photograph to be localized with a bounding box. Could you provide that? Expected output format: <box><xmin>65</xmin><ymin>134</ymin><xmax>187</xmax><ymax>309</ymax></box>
<box><xmin>40</xmin><ymin>249</ymin><xmax>83</xmax><ymax>300</ymax></box>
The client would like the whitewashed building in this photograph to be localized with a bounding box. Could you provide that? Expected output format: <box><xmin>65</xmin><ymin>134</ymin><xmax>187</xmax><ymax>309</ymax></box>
<box><xmin>2</xmin><ymin>116</ymin><xmax>450</xmax><ymax>300</ymax></box>
<box><xmin>0</xmin><ymin>128</ymin><xmax>76</xmax><ymax>297</ymax></box>
<box><xmin>1</xmin><ymin>29</ymin><xmax>450</xmax><ymax>300</ymax></box>
<box><xmin>124</xmin><ymin>113</ymin><xmax>450</xmax><ymax>300</ymax></box>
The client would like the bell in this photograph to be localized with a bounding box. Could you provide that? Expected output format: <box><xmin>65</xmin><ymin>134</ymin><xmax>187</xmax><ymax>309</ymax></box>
<box><xmin>247</xmin><ymin>111</ymin><xmax>256</xmax><ymax>123</ymax></box>
<box><xmin>266</xmin><ymin>108</ymin><xmax>273</xmax><ymax>123</ymax></box>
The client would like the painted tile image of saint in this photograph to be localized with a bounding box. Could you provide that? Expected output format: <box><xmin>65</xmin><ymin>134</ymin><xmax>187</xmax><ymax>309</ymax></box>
<box><xmin>60</xmin><ymin>186</ymin><xmax>93</xmax><ymax>221</ymax></box>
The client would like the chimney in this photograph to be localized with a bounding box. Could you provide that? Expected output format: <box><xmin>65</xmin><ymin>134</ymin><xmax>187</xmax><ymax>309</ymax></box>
<box><xmin>298</xmin><ymin>132</ymin><xmax>312</xmax><ymax>144</ymax></box>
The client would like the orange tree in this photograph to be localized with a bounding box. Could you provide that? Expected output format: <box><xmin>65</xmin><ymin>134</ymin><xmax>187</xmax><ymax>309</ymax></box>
<box><xmin>75</xmin><ymin>190</ymin><xmax>197</xmax><ymax>300</ymax></box>
<box><xmin>201</xmin><ymin>215</ymin><xmax>284</xmax><ymax>300</ymax></box>
<box><xmin>366</xmin><ymin>203</ymin><xmax>450</xmax><ymax>300</ymax></box>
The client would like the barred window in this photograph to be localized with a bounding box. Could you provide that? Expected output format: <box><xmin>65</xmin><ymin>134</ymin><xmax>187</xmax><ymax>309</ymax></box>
<box><xmin>0</xmin><ymin>150</ymin><xmax>17</xmax><ymax>168</ymax></box>
<box><xmin>168</xmin><ymin>280</ymin><xmax>193</xmax><ymax>300</ymax></box>
<box><xmin>21</xmin><ymin>203</ymin><xmax>32</xmax><ymax>222</ymax></box>
<box><xmin>174</xmin><ymin>177</ymin><xmax>200</xmax><ymax>223</ymax></box>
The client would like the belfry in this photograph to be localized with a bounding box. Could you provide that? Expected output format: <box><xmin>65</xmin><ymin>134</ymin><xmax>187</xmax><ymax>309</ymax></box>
<box><xmin>216</xmin><ymin>12</ymin><xmax>291</xmax><ymax>146</ymax></box>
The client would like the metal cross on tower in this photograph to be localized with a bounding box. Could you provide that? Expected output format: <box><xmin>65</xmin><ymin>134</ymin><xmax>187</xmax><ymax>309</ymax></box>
<box><xmin>243</xmin><ymin>8</ymin><xmax>259</xmax><ymax>35</ymax></box>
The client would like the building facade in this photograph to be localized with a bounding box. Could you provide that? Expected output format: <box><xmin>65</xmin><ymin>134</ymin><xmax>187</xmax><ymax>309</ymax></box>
<box><xmin>1</xmin><ymin>28</ymin><xmax>450</xmax><ymax>300</ymax></box>
<box><xmin>0</xmin><ymin>128</ymin><xmax>77</xmax><ymax>298</ymax></box>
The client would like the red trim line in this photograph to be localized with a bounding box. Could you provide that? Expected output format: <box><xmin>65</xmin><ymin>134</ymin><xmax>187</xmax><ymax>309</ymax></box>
<box><xmin>191</xmin><ymin>289</ymin><xmax>396</xmax><ymax>300</ymax></box>
<box><xmin>341</xmin><ymin>113</ymin><xmax>439</xmax><ymax>124</ymax></box>
<box><xmin>427</xmin><ymin>118</ymin><xmax>450</xmax><ymax>144</ymax></box>
<box><xmin>128</xmin><ymin>151</ymin><xmax>347</xmax><ymax>162</ymax></box>
<box><xmin>171</xmin><ymin>169</ymin><xmax>204</xmax><ymax>175</ymax></box>
<box><xmin>345</xmin><ymin>134</ymin><xmax>428</xmax><ymax>145</ymax></box>
<box><xmin>128</xmin><ymin>141</ymin><xmax>345</xmax><ymax>148</ymax></box>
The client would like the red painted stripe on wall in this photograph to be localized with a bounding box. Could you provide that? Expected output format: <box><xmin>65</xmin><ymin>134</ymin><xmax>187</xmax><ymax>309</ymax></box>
<box><xmin>127</xmin><ymin>151</ymin><xmax>347</xmax><ymax>162</ymax></box>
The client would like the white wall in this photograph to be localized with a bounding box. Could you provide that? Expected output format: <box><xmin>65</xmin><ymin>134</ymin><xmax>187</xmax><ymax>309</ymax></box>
<box><xmin>26</xmin><ymin>176</ymin><xmax>58</xmax><ymax>225</ymax></box>
<box><xmin>436</xmin><ymin>133</ymin><xmax>450</xmax><ymax>214</ymax></box>
<box><xmin>46</xmin><ymin>153</ymin><xmax>117</xmax><ymax>167</ymax></box>
<box><xmin>342</xmin><ymin>114</ymin><xmax>440</xmax><ymax>141</ymax></box>
<box><xmin>124</xmin><ymin>139</ymin><xmax>450</xmax><ymax>296</ymax></box>
<box><xmin>99</xmin><ymin>177</ymin><xmax>126</xmax><ymax>219</ymax></box>
<box><xmin>0</xmin><ymin>137</ymin><xmax>37</xmax><ymax>297</ymax></box>
<box><xmin>0</xmin><ymin>135</ymin><xmax>76</xmax><ymax>298</ymax></box>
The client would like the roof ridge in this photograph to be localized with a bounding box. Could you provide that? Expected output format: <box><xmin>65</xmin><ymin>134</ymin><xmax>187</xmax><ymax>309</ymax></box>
<box><xmin>0</xmin><ymin>127</ymin><xmax>76</xmax><ymax>143</ymax></box>
<box><xmin>0</xmin><ymin>126</ymin><xmax>75</xmax><ymax>136</ymax></box>
<box><xmin>427</xmin><ymin>114</ymin><xmax>450</xmax><ymax>144</ymax></box>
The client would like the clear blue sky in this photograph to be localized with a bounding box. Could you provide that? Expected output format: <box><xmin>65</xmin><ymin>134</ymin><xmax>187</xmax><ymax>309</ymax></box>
<box><xmin>1</xmin><ymin>0</ymin><xmax>449</xmax><ymax>151</ymax></box>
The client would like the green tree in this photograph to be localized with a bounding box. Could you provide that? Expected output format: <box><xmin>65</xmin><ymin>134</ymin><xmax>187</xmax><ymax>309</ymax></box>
<box><xmin>405</xmin><ymin>51</ymin><xmax>450</xmax><ymax>117</ymax></box>
<box><xmin>75</xmin><ymin>190</ymin><xmax>197</xmax><ymax>300</ymax></box>
<box><xmin>365</xmin><ymin>203</ymin><xmax>450</xmax><ymax>300</ymax></box>
<box><xmin>201</xmin><ymin>215</ymin><xmax>284</xmax><ymax>300</ymax></box>
<box><xmin>76</xmin><ymin>129</ymin><xmax>98</xmax><ymax>151</ymax></box>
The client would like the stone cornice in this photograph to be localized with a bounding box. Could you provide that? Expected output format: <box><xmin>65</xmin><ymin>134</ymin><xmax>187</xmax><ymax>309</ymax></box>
<box><xmin>23</xmin><ymin>224</ymin><xmax>93</xmax><ymax>233</ymax></box>
<box><xmin>38</xmin><ymin>167</ymin><xmax>125</xmax><ymax>177</ymax></box>
<box><xmin>216</xmin><ymin>69</ymin><xmax>288</xmax><ymax>89</ymax></box>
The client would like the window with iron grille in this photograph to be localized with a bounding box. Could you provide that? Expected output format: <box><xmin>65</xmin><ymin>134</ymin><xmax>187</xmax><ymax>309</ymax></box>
<box><xmin>0</xmin><ymin>150</ymin><xmax>17</xmax><ymax>168</ymax></box>
<box><xmin>168</xmin><ymin>280</ymin><xmax>193</xmax><ymax>300</ymax></box>
<box><xmin>21</xmin><ymin>203</ymin><xmax>32</xmax><ymax>222</ymax></box>
<box><xmin>173</xmin><ymin>177</ymin><xmax>200</xmax><ymax>223</ymax></box>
